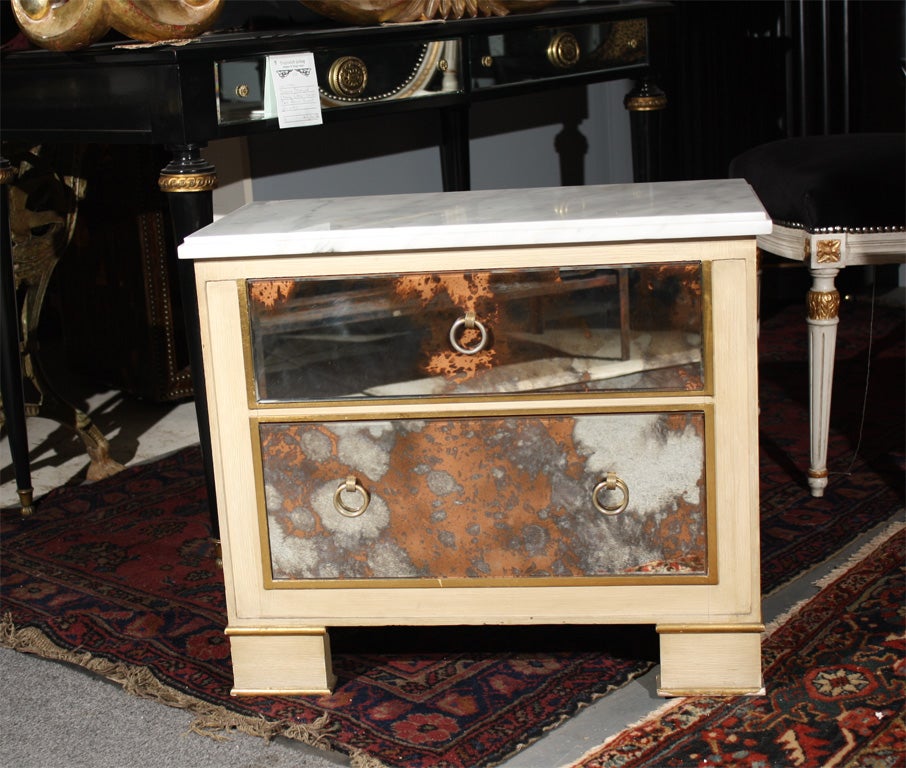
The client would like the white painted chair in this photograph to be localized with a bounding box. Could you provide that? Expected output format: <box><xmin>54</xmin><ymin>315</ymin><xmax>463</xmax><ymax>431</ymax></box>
<box><xmin>731</xmin><ymin>133</ymin><xmax>905</xmax><ymax>497</ymax></box>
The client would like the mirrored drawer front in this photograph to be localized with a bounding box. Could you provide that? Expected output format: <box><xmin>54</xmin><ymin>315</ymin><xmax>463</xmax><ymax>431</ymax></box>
<box><xmin>246</xmin><ymin>263</ymin><xmax>705</xmax><ymax>403</ymax></box>
<box><xmin>216</xmin><ymin>40</ymin><xmax>458</xmax><ymax>125</ymax></box>
<box><xmin>470</xmin><ymin>18</ymin><xmax>648</xmax><ymax>90</ymax></box>
<box><xmin>259</xmin><ymin>411</ymin><xmax>710</xmax><ymax>586</ymax></box>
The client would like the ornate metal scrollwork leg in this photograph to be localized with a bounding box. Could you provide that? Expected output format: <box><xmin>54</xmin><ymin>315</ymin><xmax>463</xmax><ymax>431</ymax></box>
<box><xmin>0</xmin><ymin>156</ymin><xmax>35</xmax><ymax>515</ymax></box>
<box><xmin>2</xmin><ymin>145</ymin><xmax>125</xmax><ymax>496</ymax></box>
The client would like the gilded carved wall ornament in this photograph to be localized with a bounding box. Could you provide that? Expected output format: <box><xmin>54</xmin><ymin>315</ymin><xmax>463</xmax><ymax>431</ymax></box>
<box><xmin>300</xmin><ymin>0</ymin><xmax>553</xmax><ymax>24</ymax></box>
<box><xmin>807</xmin><ymin>289</ymin><xmax>841</xmax><ymax>321</ymax></box>
<box><xmin>12</xmin><ymin>0</ymin><xmax>556</xmax><ymax>51</ymax></box>
<box><xmin>12</xmin><ymin>0</ymin><xmax>224</xmax><ymax>52</ymax></box>
<box><xmin>816</xmin><ymin>239</ymin><xmax>842</xmax><ymax>263</ymax></box>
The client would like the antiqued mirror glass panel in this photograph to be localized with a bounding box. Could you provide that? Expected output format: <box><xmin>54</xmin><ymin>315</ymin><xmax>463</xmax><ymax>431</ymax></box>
<box><xmin>246</xmin><ymin>263</ymin><xmax>704</xmax><ymax>402</ymax></box>
<box><xmin>260</xmin><ymin>411</ymin><xmax>709</xmax><ymax>584</ymax></box>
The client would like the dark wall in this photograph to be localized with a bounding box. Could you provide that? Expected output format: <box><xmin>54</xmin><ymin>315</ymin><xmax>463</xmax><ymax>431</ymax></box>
<box><xmin>659</xmin><ymin>0</ymin><xmax>905</xmax><ymax>181</ymax></box>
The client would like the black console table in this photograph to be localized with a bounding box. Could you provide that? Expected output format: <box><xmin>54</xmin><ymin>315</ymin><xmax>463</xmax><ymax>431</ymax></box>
<box><xmin>0</xmin><ymin>1</ymin><xmax>672</xmax><ymax>536</ymax></box>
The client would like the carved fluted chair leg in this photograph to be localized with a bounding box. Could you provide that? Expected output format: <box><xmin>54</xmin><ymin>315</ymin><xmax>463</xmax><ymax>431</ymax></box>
<box><xmin>805</xmin><ymin>268</ymin><xmax>841</xmax><ymax>498</ymax></box>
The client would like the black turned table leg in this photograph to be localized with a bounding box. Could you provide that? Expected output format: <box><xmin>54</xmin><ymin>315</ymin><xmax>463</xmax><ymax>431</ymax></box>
<box><xmin>439</xmin><ymin>106</ymin><xmax>470</xmax><ymax>192</ymax></box>
<box><xmin>0</xmin><ymin>157</ymin><xmax>34</xmax><ymax>515</ymax></box>
<box><xmin>159</xmin><ymin>145</ymin><xmax>221</xmax><ymax>555</ymax></box>
<box><xmin>624</xmin><ymin>78</ymin><xmax>667</xmax><ymax>183</ymax></box>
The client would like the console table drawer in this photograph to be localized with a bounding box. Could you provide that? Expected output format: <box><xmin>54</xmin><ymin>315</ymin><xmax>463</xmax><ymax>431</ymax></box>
<box><xmin>258</xmin><ymin>410</ymin><xmax>711</xmax><ymax>586</ymax></box>
<box><xmin>246</xmin><ymin>263</ymin><xmax>705</xmax><ymax>403</ymax></box>
<box><xmin>471</xmin><ymin>18</ymin><xmax>648</xmax><ymax>89</ymax></box>
<box><xmin>216</xmin><ymin>40</ymin><xmax>457</xmax><ymax>125</ymax></box>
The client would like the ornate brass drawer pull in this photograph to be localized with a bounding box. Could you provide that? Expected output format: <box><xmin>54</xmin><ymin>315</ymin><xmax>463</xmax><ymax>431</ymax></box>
<box><xmin>547</xmin><ymin>31</ymin><xmax>581</xmax><ymax>68</ymax></box>
<box><xmin>328</xmin><ymin>56</ymin><xmax>368</xmax><ymax>98</ymax></box>
<box><xmin>593</xmin><ymin>472</ymin><xmax>629</xmax><ymax>516</ymax></box>
<box><xmin>449</xmin><ymin>310</ymin><xmax>488</xmax><ymax>355</ymax></box>
<box><xmin>333</xmin><ymin>476</ymin><xmax>370</xmax><ymax>517</ymax></box>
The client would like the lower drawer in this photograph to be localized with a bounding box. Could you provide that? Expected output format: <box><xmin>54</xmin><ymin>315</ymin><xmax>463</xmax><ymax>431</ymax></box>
<box><xmin>256</xmin><ymin>410</ymin><xmax>711</xmax><ymax>587</ymax></box>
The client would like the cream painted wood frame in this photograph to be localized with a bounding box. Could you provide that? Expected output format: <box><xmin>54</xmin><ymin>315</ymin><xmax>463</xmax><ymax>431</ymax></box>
<box><xmin>758</xmin><ymin>224</ymin><xmax>906</xmax><ymax>497</ymax></box>
<box><xmin>194</xmin><ymin>236</ymin><xmax>764</xmax><ymax>698</ymax></box>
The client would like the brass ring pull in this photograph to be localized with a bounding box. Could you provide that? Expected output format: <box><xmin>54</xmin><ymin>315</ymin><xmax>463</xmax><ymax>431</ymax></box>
<box><xmin>593</xmin><ymin>472</ymin><xmax>629</xmax><ymax>516</ymax></box>
<box><xmin>449</xmin><ymin>311</ymin><xmax>488</xmax><ymax>355</ymax></box>
<box><xmin>333</xmin><ymin>476</ymin><xmax>370</xmax><ymax>517</ymax></box>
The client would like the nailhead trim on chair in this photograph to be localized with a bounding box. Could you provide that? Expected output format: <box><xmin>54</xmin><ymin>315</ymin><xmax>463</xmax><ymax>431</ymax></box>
<box><xmin>772</xmin><ymin>220</ymin><xmax>906</xmax><ymax>235</ymax></box>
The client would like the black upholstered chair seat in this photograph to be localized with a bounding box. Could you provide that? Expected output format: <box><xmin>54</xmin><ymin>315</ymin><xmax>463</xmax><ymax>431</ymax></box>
<box><xmin>730</xmin><ymin>133</ymin><xmax>905</xmax><ymax>232</ymax></box>
<box><xmin>730</xmin><ymin>132</ymin><xmax>905</xmax><ymax>497</ymax></box>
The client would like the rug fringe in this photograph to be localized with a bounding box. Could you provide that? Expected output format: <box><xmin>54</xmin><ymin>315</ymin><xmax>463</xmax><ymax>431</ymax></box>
<box><xmin>499</xmin><ymin>662</ymin><xmax>657</xmax><ymax>767</ymax></box>
<box><xmin>761</xmin><ymin>509</ymin><xmax>906</xmax><ymax>598</ymax></box>
<box><xmin>561</xmin><ymin>693</ymin><xmax>685</xmax><ymax>768</ymax></box>
<box><xmin>812</xmin><ymin>517</ymin><xmax>904</xmax><ymax>590</ymax></box>
<box><xmin>0</xmin><ymin>614</ymin><xmax>343</xmax><ymax>757</ymax></box>
<box><xmin>348</xmin><ymin>748</ymin><xmax>395</xmax><ymax>768</ymax></box>
<box><xmin>763</xmin><ymin>516</ymin><xmax>905</xmax><ymax>637</ymax></box>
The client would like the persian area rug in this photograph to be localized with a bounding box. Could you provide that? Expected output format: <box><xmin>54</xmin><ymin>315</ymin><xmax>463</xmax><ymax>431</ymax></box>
<box><xmin>0</xmin><ymin>446</ymin><xmax>655</xmax><ymax>768</ymax></box>
<box><xmin>1</xmin><ymin>300</ymin><xmax>903</xmax><ymax>768</ymax></box>
<box><xmin>567</xmin><ymin>522</ymin><xmax>906</xmax><ymax>768</ymax></box>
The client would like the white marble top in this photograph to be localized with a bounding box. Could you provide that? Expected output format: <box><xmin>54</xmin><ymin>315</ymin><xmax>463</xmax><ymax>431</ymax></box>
<box><xmin>178</xmin><ymin>179</ymin><xmax>771</xmax><ymax>260</ymax></box>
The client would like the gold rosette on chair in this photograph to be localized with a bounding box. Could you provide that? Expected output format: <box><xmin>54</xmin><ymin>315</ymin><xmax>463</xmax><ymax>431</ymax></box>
<box><xmin>300</xmin><ymin>0</ymin><xmax>552</xmax><ymax>24</ymax></box>
<box><xmin>11</xmin><ymin>0</ymin><xmax>224</xmax><ymax>51</ymax></box>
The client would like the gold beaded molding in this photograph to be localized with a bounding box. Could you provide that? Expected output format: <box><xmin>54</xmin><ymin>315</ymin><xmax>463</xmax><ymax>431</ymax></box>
<box><xmin>158</xmin><ymin>173</ymin><xmax>218</xmax><ymax>193</ymax></box>
<box><xmin>807</xmin><ymin>289</ymin><xmax>841</xmax><ymax>321</ymax></box>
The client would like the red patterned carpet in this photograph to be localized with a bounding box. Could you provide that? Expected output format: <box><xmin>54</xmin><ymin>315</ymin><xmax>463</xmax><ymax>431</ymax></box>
<box><xmin>1</xmin><ymin>299</ymin><xmax>903</xmax><ymax>768</ymax></box>
<box><xmin>568</xmin><ymin>523</ymin><xmax>905</xmax><ymax>768</ymax></box>
<box><xmin>757</xmin><ymin>298</ymin><xmax>904</xmax><ymax>592</ymax></box>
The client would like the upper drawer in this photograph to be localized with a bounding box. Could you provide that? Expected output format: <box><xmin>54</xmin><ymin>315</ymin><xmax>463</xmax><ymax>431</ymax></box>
<box><xmin>245</xmin><ymin>262</ymin><xmax>706</xmax><ymax>404</ymax></box>
<box><xmin>470</xmin><ymin>18</ymin><xmax>648</xmax><ymax>90</ymax></box>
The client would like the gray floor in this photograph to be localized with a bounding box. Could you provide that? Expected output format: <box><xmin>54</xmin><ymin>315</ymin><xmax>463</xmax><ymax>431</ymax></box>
<box><xmin>1</xmin><ymin>363</ymin><xmax>901</xmax><ymax>768</ymax></box>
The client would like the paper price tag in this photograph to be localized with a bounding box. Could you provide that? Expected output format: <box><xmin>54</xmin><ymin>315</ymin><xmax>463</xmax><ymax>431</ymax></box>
<box><xmin>264</xmin><ymin>52</ymin><xmax>323</xmax><ymax>129</ymax></box>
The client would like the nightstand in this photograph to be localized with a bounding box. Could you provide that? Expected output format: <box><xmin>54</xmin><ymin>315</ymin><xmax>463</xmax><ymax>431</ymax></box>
<box><xmin>180</xmin><ymin>179</ymin><xmax>771</xmax><ymax>697</ymax></box>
